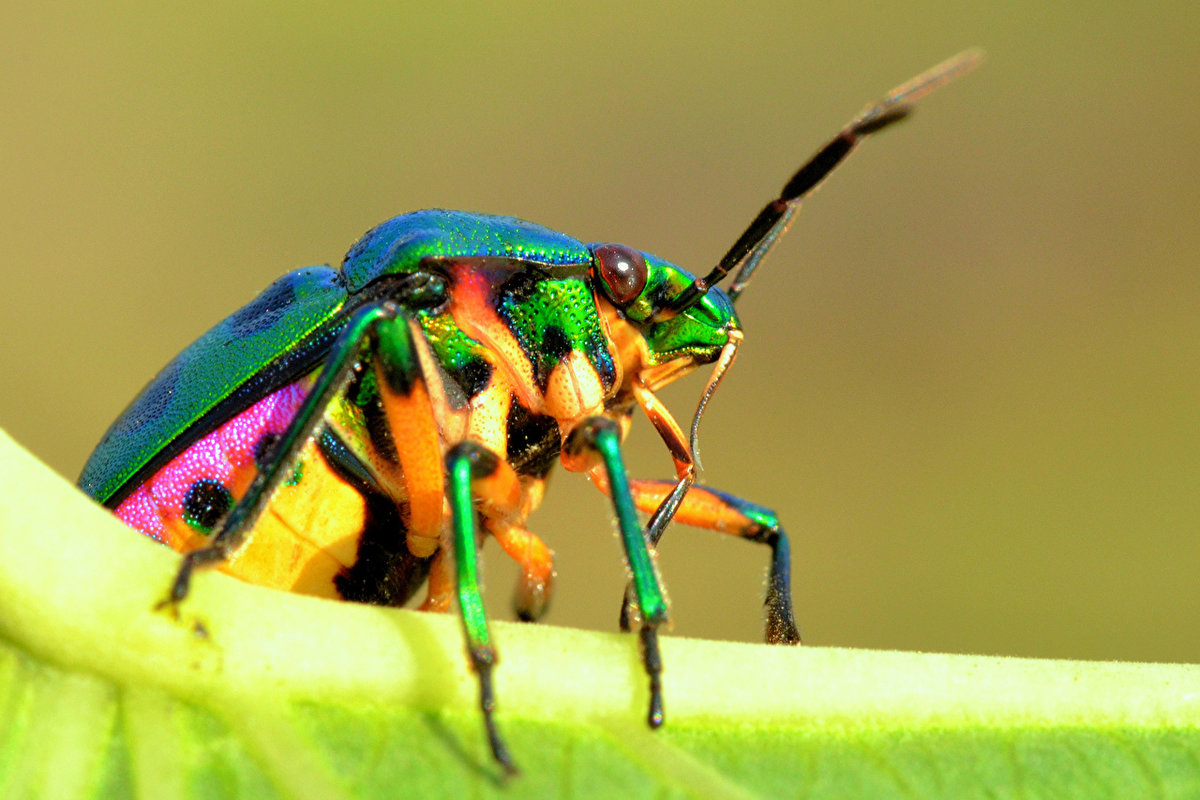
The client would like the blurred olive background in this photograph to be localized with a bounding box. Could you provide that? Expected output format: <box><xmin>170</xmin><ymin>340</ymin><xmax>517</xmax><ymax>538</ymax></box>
<box><xmin>2</xmin><ymin>3</ymin><xmax>1197</xmax><ymax>663</ymax></box>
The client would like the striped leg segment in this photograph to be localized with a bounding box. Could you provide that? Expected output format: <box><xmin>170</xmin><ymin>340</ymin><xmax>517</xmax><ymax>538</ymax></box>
<box><xmin>619</xmin><ymin>481</ymin><xmax>801</xmax><ymax>645</ymax></box>
<box><xmin>565</xmin><ymin>417</ymin><xmax>669</xmax><ymax>728</ymax></box>
<box><xmin>159</xmin><ymin>301</ymin><xmax>418</xmax><ymax>609</ymax></box>
<box><xmin>445</xmin><ymin>441</ymin><xmax>518</xmax><ymax>775</ymax></box>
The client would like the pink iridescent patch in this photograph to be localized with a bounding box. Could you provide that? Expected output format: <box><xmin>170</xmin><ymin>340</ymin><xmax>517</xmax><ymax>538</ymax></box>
<box><xmin>114</xmin><ymin>382</ymin><xmax>309</xmax><ymax>543</ymax></box>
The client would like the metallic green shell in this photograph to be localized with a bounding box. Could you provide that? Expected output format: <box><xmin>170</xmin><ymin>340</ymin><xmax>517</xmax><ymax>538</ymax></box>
<box><xmin>342</xmin><ymin>209</ymin><xmax>591</xmax><ymax>289</ymax></box>
<box><xmin>79</xmin><ymin>268</ymin><xmax>348</xmax><ymax>504</ymax></box>
<box><xmin>79</xmin><ymin>211</ymin><xmax>597</xmax><ymax>506</ymax></box>
<box><xmin>79</xmin><ymin>209</ymin><xmax>734</xmax><ymax>506</ymax></box>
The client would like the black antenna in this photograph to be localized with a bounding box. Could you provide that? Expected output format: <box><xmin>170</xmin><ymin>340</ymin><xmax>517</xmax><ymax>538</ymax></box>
<box><xmin>666</xmin><ymin>49</ymin><xmax>983</xmax><ymax>314</ymax></box>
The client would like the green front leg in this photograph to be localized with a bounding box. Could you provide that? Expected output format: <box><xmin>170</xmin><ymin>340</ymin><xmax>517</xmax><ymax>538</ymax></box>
<box><xmin>445</xmin><ymin>442</ymin><xmax>516</xmax><ymax>775</ymax></box>
<box><xmin>566</xmin><ymin>417</ymin><xmax>669</xmax><ymax>728</ymax></box>
<box><xmin>161</xmin><ymin>301</ymin><xmax>401</xmax><ymax>609</ymax></box>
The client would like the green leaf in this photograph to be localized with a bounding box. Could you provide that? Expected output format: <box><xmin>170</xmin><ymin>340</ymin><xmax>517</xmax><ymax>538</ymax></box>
<box><xmin>0</xmin><ymin>428</ymin><xmax>1198</xmax><ymax>799</ymax></box>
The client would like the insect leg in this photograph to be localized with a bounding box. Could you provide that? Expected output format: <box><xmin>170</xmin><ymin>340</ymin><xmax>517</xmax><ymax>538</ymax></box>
<box><xmin>160</xmin><ymin>301</ymin><xmax>407</xmax><ymax>609</ymax></box>
<box><xmin>564</xmin><ymin>417</ymin><xmax>669</xmax><ymax>728</ymax></box>
<box><xmin>418</xmin><ymin>549</ymin><xmax>454</xmax><ymax>613</ymax></box>
<box><xmin>445</xmin><ymin>441</ymin><xmax>520</xmax><ymax>775</ymax></box>
<box><xmin>628</xmin><ymin>379</ymin><xmax>696</xmax><ymax>544</ymax></box>
<box><xmin>369</xmin><ymin>314</ymin><xmax>448</xmax><ymax>560</ymax></box>
<box><xmin>590</xmin><ymin>380</ymin><xmax>696</xmax><ymax>644</ymax></box>
<box><xmin>376</xmin><ymin>315</ymin><xmax>521</xmax><ymax>773</ymax></box>
<box><xmin>487</xmin><ymin>519</ymin><xmax>555</xmax><ymax>622</ymax></box>
<box><xmin>619</xmin><ymin>480</ymin><xmax>801</xmax><ymax>645</ymax></box>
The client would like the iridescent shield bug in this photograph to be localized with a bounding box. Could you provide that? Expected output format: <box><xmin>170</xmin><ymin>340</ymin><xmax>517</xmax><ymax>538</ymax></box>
<box><xmin>80</xmin><ymin>50</ymin><xmax>980</xmax><ymax>773</ymax></box>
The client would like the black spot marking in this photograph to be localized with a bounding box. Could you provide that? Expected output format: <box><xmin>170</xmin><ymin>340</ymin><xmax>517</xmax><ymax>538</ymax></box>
<box><xmin>319</xmin><ymin>431</ymin><xmax>433</xmax><ymax>606</ymax></box>
<box><xmin>253</xmin><ymin>433</ymin><xmax>280</xmax><ymax>470</ymax></box>
<box><xmin>535</xmin><ymin>325</ymin><xmax>573</xmax><ymax>390</ymax></box>
<box><xmin>451</xmin><ymin>357</ymin><xmax>493</xmax><ymax>399</ymax></box>
<box><xmin>334</xmin><ymin>491</ymin><xmax>433</xmax><ymax>606</ymax></box>
<box><xmin>498</xmin><ymin>268</ymin><xmax>540</xmax><ymax>306</ymax></box>
<box><xmin>506</xmin><ymin>400</ymin><xmax>561</xmax><ymax>478</ymax></box>
<box><xmin>224</xmin><ymin>273</ymin><xmax>297</xmax><ymax>339</ymax></box>
<box><xmin>183</xmin><ymin>480</ymin><xmax>233</xmax><ymax>534</ymax></box>
<box><xmin>344</xmin><ymin>366</ymin><xmax>400</xmax><ymax>466</ymax></box>
<box><xmin>585</xmin><ymin>330</ymin><xmax>618</xmax><ymax>391</ymax></box>
<box><xmin>541</xmin><ymin>325</ymin><xmax>572</xmax><ymax>361</ymax></box>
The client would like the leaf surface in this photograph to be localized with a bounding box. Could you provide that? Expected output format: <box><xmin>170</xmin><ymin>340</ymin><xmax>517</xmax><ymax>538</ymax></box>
<box><xmin>0</xmin><ymin>429</ymin><xmax>1197</xmax><ymax>798</ymax></box>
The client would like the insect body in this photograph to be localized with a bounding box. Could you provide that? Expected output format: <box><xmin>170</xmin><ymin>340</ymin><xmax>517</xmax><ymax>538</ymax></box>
<box><xmin>79</xmin><ymin>51</ymin><xmax>979</xmax><ymax>773</ymax></box>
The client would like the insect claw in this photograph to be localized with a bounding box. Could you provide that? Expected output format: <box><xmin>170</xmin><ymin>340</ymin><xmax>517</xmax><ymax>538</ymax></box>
<box><xmin>640</xmin><ymin>627</ymin><xmax>665</xmax><ymax>729</ymax></box>
<box><xmin>766</xmin><ymin>609</ymin><xmax>802</xmax><ymax>646</ymax></box>
<box><xmin>152</xmin><ymin>596</ymin><xmax>181</xmax><ymax>619</ymax></box>
<box><xmin>475</xmin><ymin>660</ymin><xmax>519</xmax><ymax>776</ymax></box>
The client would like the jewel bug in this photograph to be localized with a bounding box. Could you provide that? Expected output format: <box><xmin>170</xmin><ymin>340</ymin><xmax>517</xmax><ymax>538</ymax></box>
<box><xmin>79</xmin><ymin>50</ymin><xmax>979</xmax><ymax>773</ymax></box>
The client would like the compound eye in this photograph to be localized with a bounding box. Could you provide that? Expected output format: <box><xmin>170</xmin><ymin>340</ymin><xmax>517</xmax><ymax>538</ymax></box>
<box><xmin>593</xmin><ymin>244</ymin><xmax>647</xmax><ymax>306</ymax></box>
